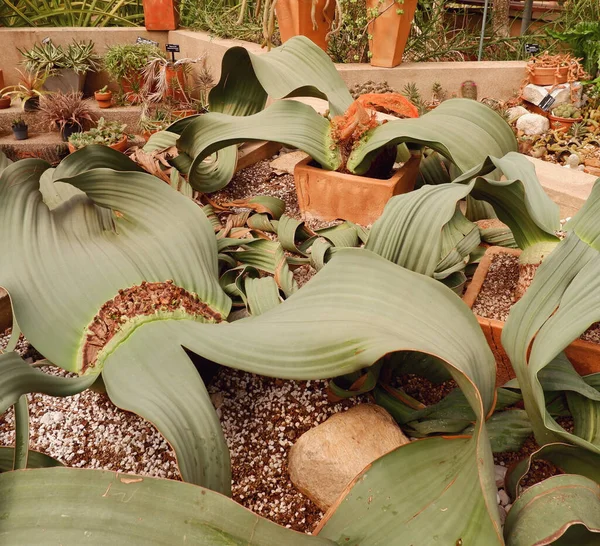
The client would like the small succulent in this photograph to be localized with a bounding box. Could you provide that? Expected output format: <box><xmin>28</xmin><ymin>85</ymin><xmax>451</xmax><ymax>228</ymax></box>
<box><xmin>68</xmin><ymin>117</ymin><xmax>127</xmax><ymax>149</ymax></box>
<box><xmin>552</xmin><ymin>103</ymin><xmax>582</xmax><ymax>119</ymax></box>
<box><xmin>11</xmin><ymin>117</ymin><xmax>27</xmax><ymax>129</ymax></box>
<box><xmin>349</xmin><ymin>80</ymin><xmax>397</xmax><ymax>100</ymax></box>
<box><xmin>460</xmin><ymin>80</ymin><xmax>478</xmax><ymax>100</ymax></box>
<box><xmin>569</xmin><ymin>121</ymin><xmax>588</xmax><ymax>137</ymax></box>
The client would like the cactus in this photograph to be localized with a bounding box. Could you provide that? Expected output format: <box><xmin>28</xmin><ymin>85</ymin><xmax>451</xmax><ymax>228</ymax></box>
<box><xmin>460</xmin><ymin>80</ymin><xmax>478</xmax><ymax>100</ymax></box>
<box><xmin>349</xmin><ymin>79</ymin><xmax>397</xmax><ymax>100</ymax></box>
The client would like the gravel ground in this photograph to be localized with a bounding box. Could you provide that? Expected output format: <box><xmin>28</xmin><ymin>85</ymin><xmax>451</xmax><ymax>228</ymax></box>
<box><xmin>208</xmin><ymin>368</ymin><xmax>366</xmax><ymax>532</ymax></box>
<box><xmin>473</xmin><ymin>252</ymin><xmax>600</xmax><ymax>343</ymax></box>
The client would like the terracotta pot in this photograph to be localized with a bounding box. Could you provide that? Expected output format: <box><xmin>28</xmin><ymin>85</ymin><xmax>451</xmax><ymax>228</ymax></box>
<box><xmin>94</xmin><ymin>91</ymin><xmax>113</xmax><ymax>109</ymax></box>
<box><xmin>463</xmin><ymin>246</ymin><xmax>600</xmax><ymax>386</ymax></box>
<box><xmin>68</xmin><ymin>135</ymin><xmax>128</xmax><ymax>154</ymax></box>
<box><xmin>165</xmin><ymin>66</ymin><xmax>186</xmax><ymax>102</ymax></box>
<box><xmin>143</xmin><ymin>0</ymin><xmax>179</xmax><ymax>30</ymax></box>
<box><xmin>121</xmin><ymin>75</ymin><xmax>144</xmax><ymax>103</ymax></box>
<box><xmin>0</xmin><ymin>96</ymin><xmax>10</xmax><ymax>109</ymax></box>
<box><xmin>172</xmin><ymin>109</ymin><xmax>196</xmax><ymax>119</ymax></box>
<box><xmin>548</xmin><ymin>114</ymin><xmax>582</xmax><ymax>132</ymax></box>
<box><xmin>275</xmin><ymin>0</ymin><xmax>335</xmax><ymax>51</ymax></box>
<box><xmin>294</xmin><ymin>154</ymin><xmax>421</xmax><ymax>225</ymax></box>
<box><xmin>528</xmin><ymin>65</ymin><xmax>569</xmax><ymax>86</ymax></box>
<box><xmin>366</xmin><ymin>0</ymin><xmax>418</xmax><ymax>68</ymax></box>
<box><xmin>142</xmin><ymin>129</ymin><xmax>157</xmax><ymax>142</ymax></box>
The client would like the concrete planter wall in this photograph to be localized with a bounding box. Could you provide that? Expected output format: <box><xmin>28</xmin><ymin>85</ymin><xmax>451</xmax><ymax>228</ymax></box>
<box><xmin>0</xmin><ymin>29</ymin><xmax>527</xmax><ymax>102</ymax></box>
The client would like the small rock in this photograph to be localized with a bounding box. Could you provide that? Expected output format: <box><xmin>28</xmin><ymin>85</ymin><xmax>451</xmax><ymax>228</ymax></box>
<box><xmin>288</xmin><ymin>404</ymin><xmax>409</xmax><ymax>511</ymax></box>
<box><xmin>516</xmin><ymin>113</ymin><xmax>549</xmax><ymax>136</ymax></box>
<box><xmin>498</xmin><ymin>489</ymin><xmax>511</xmax><ymax>506</ymax></box>
<box><xmin>270</xmin><ymin>151</ymin><xmax>310</xmax><ymax>175</ymax></box>
<box><xmin>522</xmin><ymin>82</ymin><xmax>583</xmax><ymax>108</ymax></box>
<box><xmin>506</xmin><ymin>106</ymin><xmax>529</xmax><ymax>123</ymax></box>
<box><xmin>494</xmin><ymin>464</ymin><xmax>507</xmax><ymax>488</ymax></box>
<box><xmin>40</xmin><ymin>411</ymin><xmax>64</xmax><ymax>426</ymax></box>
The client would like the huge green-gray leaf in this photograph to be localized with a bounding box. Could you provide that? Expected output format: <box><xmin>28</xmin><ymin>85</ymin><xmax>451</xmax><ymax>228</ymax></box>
<box><xmin>0</xmin><ymin>468</ymin><xmax>335</xmax><ymax>545</ymax></box>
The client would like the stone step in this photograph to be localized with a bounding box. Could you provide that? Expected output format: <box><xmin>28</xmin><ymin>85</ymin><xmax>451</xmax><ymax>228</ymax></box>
<box><xmin>0</xmin><ymin>99</ymin><xmax>142</xmax><ymax>134</ymax></box>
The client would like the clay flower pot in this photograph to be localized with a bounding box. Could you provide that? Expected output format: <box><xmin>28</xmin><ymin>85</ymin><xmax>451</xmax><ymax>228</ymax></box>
<box><xmin>94</xmin><ymin>90</ymin><xmax>113</xmax><ymax>109</ymax></box>
<box><xmin>68</xmin><ymin>135</ymin><xmax>129</xmax><ymax>154</ymax></box>
<box><xmin>463</xmin><ymin>246</ymin><xmax>600</xmax><ymax>386</ymax></box>
<box><xmin>548</xmin><ymin>114</ymin><xmax>582</xmax><ymax>132</ymax></box>
<box><xmin>165</xmin><ymin>66</ymin><xmax>186</xmax><ymax>102</ymax></box>
<box><xmin>294</xmin><ymin>154</ymin><xmax>421</xmax><ymax>225</ymax></box>
<box><xmin>275</xmin><ymin>0</ymin><xmax>335</xmax><ymax>51</ymax></box>
<box><xmin>142</xmin><ymin>0</ymin><xmax>179</xmax><ymax>30</ymax></box>
<box><xmin>0</xmin><ymin>96</ymin><xmax>10</xmax><ymax>109</ymax></box>
<box><xmin>528</xmin><ymin>64</ymin><xmax>569</xmax><ymax>86</ymax></box>
<box><xmin>173</xmin><ymin>109</ymin><xmax>197</xmax><ymax>119</ymax></box>
<box><xmin>366</xmin><ymin>0</ymin><xmax>418</xmax><ymax>68</ymax></box>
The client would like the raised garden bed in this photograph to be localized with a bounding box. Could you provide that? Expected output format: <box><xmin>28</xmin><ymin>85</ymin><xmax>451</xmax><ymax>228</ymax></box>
<box><xmin>463</xmin><ymin>246</ymin><xmax>600</xmax><ymax>385</ymax></box>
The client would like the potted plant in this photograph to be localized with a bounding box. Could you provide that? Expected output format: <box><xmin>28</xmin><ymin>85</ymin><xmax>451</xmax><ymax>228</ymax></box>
<box><xmin>549</xmin><ymin>103</ymin><xmax>583</xmax><ymax>132</ymax></box>
<box><xmin>526</xmin><ymin>52</ymin><xmax>587</xmax><ymax>86</ymax></box>
<box><xmin>142</xmin><ymin>55</ymin><xmax>199</xmax><ymax>105</ymax></box>
<box><xmin>274</xmin><ymin>0</ymin><xmax>339</xmax><ymax>51</ymax></box>
<box><xmin>142</xmin><ymin>0</ymin><xmax>179</xmax><ymax>30</ymax></box>
<box><xmin>94</xmin><ymin>85</ymin><xmax>113</xmax><ymax>109</ymax></box>
<box><xmin>0</xmin><ymin>69</ymin><xmax>47</xmax><ymax>112</ymax></box>
<box><xmin>366</xmin><ymin>0</ymin><xmax>418</xmax><ymax>67</ymax></box>
<box><xmin>103</xmin><ymin>43</ymin><xmax>165</xmax><ymax>103</ymax></box>
<box><xmin>20</xmin><ymin>40</ymin><xmax>100</xmax><ymax>94</ymax></box>
<box><xmin>0</xmin><ymin>94</ymin><xmax>10</xmax><ymax>109</ymax></box>
<box><xmin>38</xmin><ymin>91</ymin><xmax>98</xmax><ymax>141</ymax></box>
<box><xmin>67</xmin><ymin>117</ymin><xmax>129</xmax><ymax>153</ymax></box>
<box><xmin>11</xmin><ymin>117</ymin><xmax>28</xmax><ymax>140</ymax></box>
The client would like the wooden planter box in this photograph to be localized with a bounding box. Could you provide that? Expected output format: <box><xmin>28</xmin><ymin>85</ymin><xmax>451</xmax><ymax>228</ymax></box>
<box><xmin>463</xmin><ymin>246</ymin><xmax>600</xmax><ymax>386</ymax></box>
<box><xmin>294</xmin><ymin>155</ymin><xmax>421</xmax><ymax>225</ymax></box>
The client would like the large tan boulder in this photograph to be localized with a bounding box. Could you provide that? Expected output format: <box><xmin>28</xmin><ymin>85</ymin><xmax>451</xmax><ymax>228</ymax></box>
<box><xmin>288</xmin><ymin>404</ymin><xmax>409</xmax><ymax>511</ymax></box>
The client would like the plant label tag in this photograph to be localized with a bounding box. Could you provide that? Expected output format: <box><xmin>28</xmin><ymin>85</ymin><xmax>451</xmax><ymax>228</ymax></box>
<box><xmin>539</xmin><ymin>94</ymin><xmax>556</xmax><ymax>111</ymax></box>
<box><xmin>42</xmin><ymin>37</ymin><xmax>51</xmax><ymax>45</ymax></box>
<box><xmin>525</xmin><ymin>43</ymin><xmax>540</xmax><ymax>55</ymax></box>
<box><xmin>166</xmin><ymin>44</ymin><xmax>180</xmax><ymax>53</ymax></box>
<box><xmin>136</xmin><ymin>36</ymin><xmax>159</xmax><ymax>47</ymax></box>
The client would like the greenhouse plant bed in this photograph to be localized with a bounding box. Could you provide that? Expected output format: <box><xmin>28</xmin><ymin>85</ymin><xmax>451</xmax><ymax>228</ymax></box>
<box><xmin>294</xmin><ymin>154</ymin><xmax>421</xmax><ymax>225</ymax></box>
<box><xmin>463</xmin><ymin>245</ymin><xmax>600</xmax><ymax>386</ymax></box>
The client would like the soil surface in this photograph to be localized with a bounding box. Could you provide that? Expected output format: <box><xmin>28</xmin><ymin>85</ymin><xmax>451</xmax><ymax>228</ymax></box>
<box><xmin>473</xmin><ymin>252</ymin><xmax>600</xmax><ymax>343</ymax></box>
<box><xmin>0</xmin><ymin>330</ymin><xmax>368</xmax><ymax>533</ymax></box>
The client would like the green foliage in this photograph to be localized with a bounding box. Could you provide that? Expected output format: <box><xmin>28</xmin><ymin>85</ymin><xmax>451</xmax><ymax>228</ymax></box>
<box><xmin>20</xmin><ymin>40</ymin><xmax>100</xmax><ymax>76</ymax></box>
<box><xmin>68</xmin><ymin>118</ymin><xmax>127</xmax><ymax>149</ymax></box>
<box><xmin>328</xmin><ymin>0</ymin><xmax>370</xmax><ymax>63</ymax></box>
<box><xmin>11</xmin><ymin>117</ymin><xmax>26</xmax><ymax>129</ymax></box>
<box><xmin>103</xmin><ymin>43</ymin><xmax>165</xmax><ymax>84</ymax></box>
<box><xmin>548</xmin><ymin>22</ymin><xmax>600</xmax><ymax>77</ymax></box>
<box><xmin>0</xmin><ymin>0</ymin><xmax>144</xmax><ymax>27</ymax></box>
